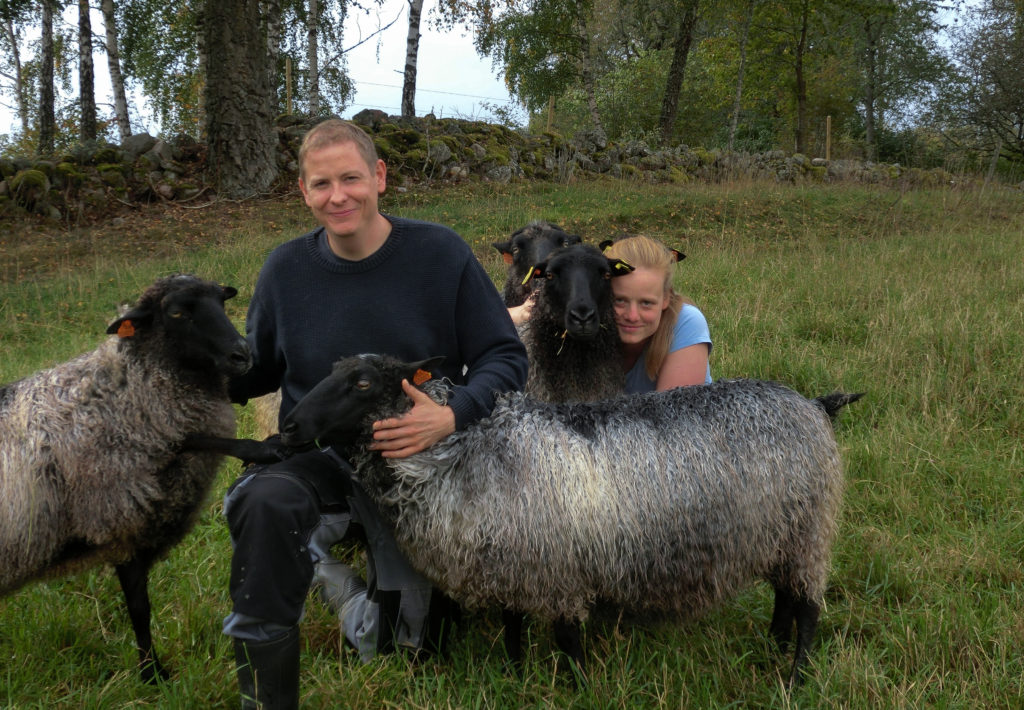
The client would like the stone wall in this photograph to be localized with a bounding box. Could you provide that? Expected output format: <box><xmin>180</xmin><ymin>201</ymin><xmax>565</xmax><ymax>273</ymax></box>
<box><xmin>0</xmin><ymin>111</ymin><xmax>963</xmax><ymax>221</ymax></box>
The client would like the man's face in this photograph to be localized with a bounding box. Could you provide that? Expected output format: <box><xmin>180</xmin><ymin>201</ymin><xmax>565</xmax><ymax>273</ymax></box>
<box><xmin>298</xmin><ymin>141</ymin><xmax>387</xmax><ymax>242</ymax></box>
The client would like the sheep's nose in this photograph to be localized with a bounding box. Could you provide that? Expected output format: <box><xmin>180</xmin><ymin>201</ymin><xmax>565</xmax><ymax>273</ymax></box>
<box><xmin>568</xmin><ymin>305</ymin><xmax>596</xmax><ymax>327</ymax></box>
<box><xmin>280</xmin><ymin>420</ymin><xmax>297</xmax><ymax>438</ymax></box>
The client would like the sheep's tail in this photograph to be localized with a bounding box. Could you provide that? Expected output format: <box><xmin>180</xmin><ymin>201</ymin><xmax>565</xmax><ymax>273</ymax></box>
<box><xmin>813</xmin><ymin>391</ymin><xmax>864</xmax><ymax>422</ymax></box>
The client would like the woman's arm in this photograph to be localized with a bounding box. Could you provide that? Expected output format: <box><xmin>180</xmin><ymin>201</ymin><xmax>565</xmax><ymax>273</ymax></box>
<box><xmin>655</xmin><ymin>343</ymin><xmax>710</xmax><ymax>390</ymax></box>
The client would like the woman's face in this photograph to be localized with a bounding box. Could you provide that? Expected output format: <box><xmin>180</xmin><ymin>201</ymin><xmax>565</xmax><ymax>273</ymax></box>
<box><xmin>612</xmin><ymin>266</ymin><xmax>670</xmax><ymax>347</ymax></box>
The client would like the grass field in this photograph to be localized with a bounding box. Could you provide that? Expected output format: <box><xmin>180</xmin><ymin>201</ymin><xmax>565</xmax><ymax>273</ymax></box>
<box><xmin>1</xmin><ymin>178</ymin><xmax>1022</xmax><ymax>708</ymax></box>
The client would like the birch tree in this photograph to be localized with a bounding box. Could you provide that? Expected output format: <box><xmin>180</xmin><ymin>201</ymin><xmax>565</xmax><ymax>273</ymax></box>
<box><xmin>100</xmin><ymin>0</ymin><xmax>131</xmax><ymax>140</ymax></box>
<box><xmin>401</xmin><ymin>0</ymin><xmax>423</xmax><ymax>117</ymax></box>
<box><xmin>78</xmin><ymin>0</ymin><xmax>96</xmax><ymax>141</ymax></box>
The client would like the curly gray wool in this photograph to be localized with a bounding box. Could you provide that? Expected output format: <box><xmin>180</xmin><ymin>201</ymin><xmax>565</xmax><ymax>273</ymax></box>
<box><xmin>343</xmin><ymin>365</ymin><xmax>844</xmax><ymax>624</ymax></box>
<box><xmin>0</xmin><ymin>276</ymin><xmax>236</xmax><ymax>593</ymax></box>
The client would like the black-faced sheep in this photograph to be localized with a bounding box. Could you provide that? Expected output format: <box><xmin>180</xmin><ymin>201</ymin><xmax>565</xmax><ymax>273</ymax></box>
<box><xmin>0</xmin><ymin>274</ymin><xmax>251</xmax><ymax>683</ymax></box>
<box><xmin>276</xmin><ymin>353</ymin><xmax>856</xmax><ymax>686</ymax></box>
<box><xmin>520</xmin><ymin>243</ymin><xmax>634</xmax><ymax>403</ymax></box>
<box><xmin>492</xmin><ymin>220</ymin><xmax>582</xmax><ymax>307</ymax></box>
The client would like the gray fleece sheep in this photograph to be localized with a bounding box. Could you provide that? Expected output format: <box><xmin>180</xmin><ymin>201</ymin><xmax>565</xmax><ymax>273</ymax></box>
<box><xmin>520</xmin><ymin>243</ymin><xmax>634</xmax><ymax>403</ymax></box>
<box><xmin>0</xmin><ymin>274</ymin><xmax>251</xmax><ymax>682</ymax></box>
<box><xmin>278</xmin><ymin>353</ymin><xmax>855</xmax><ymax>686</ymax></box>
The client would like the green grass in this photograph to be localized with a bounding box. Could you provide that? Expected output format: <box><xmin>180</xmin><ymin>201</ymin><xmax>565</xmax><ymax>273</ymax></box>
<box><xmin>1</xmin><ymin>179</ymin><xmax>1022</xmax><ymax>708</ymax></box>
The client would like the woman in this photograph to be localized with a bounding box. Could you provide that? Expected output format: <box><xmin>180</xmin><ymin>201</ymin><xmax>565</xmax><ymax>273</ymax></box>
<box><xmin>603</xmin><ymin>235</ymin><xmax>711</xmax><ymax>392</ymax></box>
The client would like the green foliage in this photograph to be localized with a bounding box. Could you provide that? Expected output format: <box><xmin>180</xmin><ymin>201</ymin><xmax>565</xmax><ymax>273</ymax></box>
<box><xmin>1</xmin><ymin>180</ymin><xmax>1022</xmax><ymax>707</ymax></box>
<box><xmin>119</xmin><ymin>0</ymin><xmax>204</xmax><ymax>136</ymax></box>
<box><xmin>477</xmin><ymin>0</ymin><xmax>593</xmax><ymax>112</ymax></box>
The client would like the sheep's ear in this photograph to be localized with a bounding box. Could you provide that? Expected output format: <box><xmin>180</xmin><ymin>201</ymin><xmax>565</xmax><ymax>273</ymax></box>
<box><xmin>669</xmin><ymin>249</ymin><xmax>685</xmax><ymax>263</ymax></box>
<box><xmin>608</xmin><ymin>258</ymin><xmax>635</xmax><ymax>276</ymax></box>
<box><xmin>492</xmin><ymin>240</ymin><xmax>514</xmax><ymax>265</ymax></box>
<box><xmin>107</xmin><ymin>306</ymin><xmax>153</xmax><ymax>337</ymax></box>
<box><xmin>222</xmin><ymin>285</ymin><xmax>239</xmax><ymax>300</ymax></box>
<box><xmin>598</xmin><ymin>239</ymin><xmax>615</xmax><ymax>252</ymax></box>
<box><xmin>406</xmin><ymin>356</ymin><xmax>445</xmax><ymax>385</ymax></box>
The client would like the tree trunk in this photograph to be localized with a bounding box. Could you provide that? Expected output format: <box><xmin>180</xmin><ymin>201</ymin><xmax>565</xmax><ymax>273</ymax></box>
<box><xmin>38</xmin><ymin>0</ymin><xmax>55</xmax><ymax>155</ymax></box>
<box><xmin>793</xmin><ymin>0</ymin><xmax>808</xmax><ymax>154</ymax></box>
<box><xmin>263</xmin><ymin>0</ymin><xmax>282</xmax><ymax>108</ymax></box>
<box><xmin>658</xmin><ymin>0</ymin><xmax>700</xmax><ymax>144</ymax></box>
<box><xmin>79</xmin><ymin>0</ymin><xmax>97</xmax><ymax>142</ymax></box>
<box><xmin>575</xmin><ymin>12</ymin><xmax>604</xmax><ymax>137</ymax></box>
<box><xmin>100</xmin><ymin>0</ymin><xmax>131</xmax><ymax>141</ymax></box>
<box><xmin>401</xmin><ymin>0</ymin><xmax>424</xmax><ymax>118</ymax></box>
<box><xmin>307</xmin><ymin>0</ymin><xmax>320</xmax><ymax>115</ymax></box>
<box><xmin>204</xmin><ymin>0</ymin><xmax>279</xmax><ymax>197</ymax></box>
<box><xmin>728</xmin><ymin>0</ymin><xmax>755</xmax><ymax>151</ymax></box>
<box><xmin>1</xmin><ymin>18</ymin><xmax>30</xmax><ymax>135</ymax></box>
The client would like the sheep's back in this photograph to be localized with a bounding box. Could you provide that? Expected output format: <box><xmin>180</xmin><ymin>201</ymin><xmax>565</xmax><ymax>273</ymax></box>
<box><xmin>380</xmin><ymin>379</ymin><xmax>843</xmax><ymax>621</ymax></box>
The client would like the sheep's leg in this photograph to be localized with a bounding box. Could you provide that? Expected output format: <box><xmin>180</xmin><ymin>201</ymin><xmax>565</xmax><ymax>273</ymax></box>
<box><xmin>769</xmin><ymin>585</ymin><xmax>796</xmax><ymax>650</ymax></box>
<box><xmin>552</xmin><ymin>618</ymin><xmax>586</xmax><ymax>686</ymax></box>
<box><xmin>502</xmin><ymin>609</ymin><xmax>525</xmax><ymax>670</ymax></box>
<box><xmin>115</xmin><ymin>554</ymin><xmax>168</xmax><ymax>684</ymax></box>
<box><xmin>787</xmin><ymin>596</ymin><xmax>820</xmax><ymax>688</ymax></box>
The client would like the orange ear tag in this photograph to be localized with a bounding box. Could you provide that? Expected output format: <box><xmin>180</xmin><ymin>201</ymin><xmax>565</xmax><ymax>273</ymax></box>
<box><xmin>117</xmin><ymin>320</ymin><xmax>136</xmax><ymax>338</ymax></box>
<box><xmin>413</xmin><ymin>369</ymin><xmax>432</xmax><ymax>385</ymax></box>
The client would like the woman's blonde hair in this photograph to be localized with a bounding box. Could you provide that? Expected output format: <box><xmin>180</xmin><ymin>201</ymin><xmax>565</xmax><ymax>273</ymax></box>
<box><xmin>603</xmin><ymin>235</ymin><xmax>688</xmax><ymax>380</ymax></box>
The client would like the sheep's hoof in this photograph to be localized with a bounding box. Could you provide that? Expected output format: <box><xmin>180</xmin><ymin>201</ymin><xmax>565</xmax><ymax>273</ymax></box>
<box><xmin>139</xmin><ymin>657</ymin><xmax>169</xmax><ymax>684</ymax></box>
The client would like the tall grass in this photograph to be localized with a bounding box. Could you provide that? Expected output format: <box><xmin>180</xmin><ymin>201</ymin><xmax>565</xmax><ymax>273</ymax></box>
<box><xmin>1</xmin><ymin>180</ymin><xmax>1022</xmax><ymax>708</ymax></box>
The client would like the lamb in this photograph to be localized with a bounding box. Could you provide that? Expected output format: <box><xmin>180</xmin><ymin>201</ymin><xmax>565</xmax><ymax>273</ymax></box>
<box><xmin>492</xmin><ymin>220</ymin><xmax>582</xmax><ymax>307</ymax></box>
<box><xmin>276</xmin><ymin>353</ymin><xmax>857</xmax><ymax>686</ymax></box>
<box><xmin>0</xmin><ymin>274</ymin><xmax>251</xmax><ymax>683</ymax></box>
<box><xmin>519</xmin><ymin>242</ymin><xmax>634</xmax><ymax>402</ymax></box>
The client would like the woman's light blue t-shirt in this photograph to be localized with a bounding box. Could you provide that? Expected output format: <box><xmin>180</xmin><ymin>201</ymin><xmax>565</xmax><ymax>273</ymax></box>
<box><xmin>624</xmin><ymin>303</ymin><xmax>712</xmax><ymax>393</ymax></box>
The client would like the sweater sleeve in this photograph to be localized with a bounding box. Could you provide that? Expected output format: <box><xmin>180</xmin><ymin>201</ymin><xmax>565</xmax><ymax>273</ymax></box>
<box><xmin>228</xmin><ymin>274</ymin><xmax>285</xmax><ymax>405</ymax></box>
<box><xmin>444</xmin><ymin>253</ymin><xmax>528</xmax><ymax>429</ymax></box>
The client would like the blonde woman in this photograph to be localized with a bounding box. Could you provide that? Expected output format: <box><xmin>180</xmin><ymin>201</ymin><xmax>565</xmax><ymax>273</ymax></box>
<box><xmin>603</xmin><ymin>235</ymin><xmax>712</xmax><ymax>391</ymax></box>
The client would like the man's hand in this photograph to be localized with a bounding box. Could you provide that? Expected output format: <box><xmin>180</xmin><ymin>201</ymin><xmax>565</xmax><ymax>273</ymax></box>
<box><xmin>370</xmin><ymin>379</ymin><xmax>456</xmax><ymax>458</ymax></box>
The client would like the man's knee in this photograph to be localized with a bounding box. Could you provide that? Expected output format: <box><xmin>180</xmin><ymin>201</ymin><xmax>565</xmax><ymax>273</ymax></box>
<box><xmin>225</xmin><ymin>468</ymin><xmax>321</xmax><ymax>538</ymax></box>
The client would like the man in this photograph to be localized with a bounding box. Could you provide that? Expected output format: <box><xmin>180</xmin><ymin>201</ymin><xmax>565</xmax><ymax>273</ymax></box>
<box><xmin>224</xmin><ymin>119</ymin><xmax>527</xmax><ymax>709</ymax></box>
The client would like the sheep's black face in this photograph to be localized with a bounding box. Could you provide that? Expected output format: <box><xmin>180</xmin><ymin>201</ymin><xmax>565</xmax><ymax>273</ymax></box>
<box><xmin>159</xmin><ymin>285</ymin><xmax>252</xmax><ymax>376</ymax></box>
<box><xmin>493</xmin><ymin>222</ymin><xmax>582</xmax><ymax>282</ymax></box>
<box><xmin>534</xmin><ymin>244</ymin><xmax>633</xmax><ymax>339</ymax></box>
<box><xmin>107</xmin><ymin>277</ymin><xmax>251</xmax><ymax>377</ymax></box>
<box><xmin>280</xmin><ymin>354</ymin><xmax>444</xmax><ymax>449</ymax></box>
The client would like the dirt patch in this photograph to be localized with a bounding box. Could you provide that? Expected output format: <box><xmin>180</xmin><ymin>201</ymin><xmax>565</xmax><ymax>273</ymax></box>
<box><xmin>1</xmin><ymin>192</ymin><xmax>305</xmax><ymax>283</ymax></box>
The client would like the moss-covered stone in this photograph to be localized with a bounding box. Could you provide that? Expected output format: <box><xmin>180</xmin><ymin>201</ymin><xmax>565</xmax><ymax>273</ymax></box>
<box><xmin>9</xmin><ymin>169</ymin><xmax>50</xmax><ymax>206</ymax></box>
<box><xmin>54</xmin><ymin>162</ymin><xmax>86</xmax><ymax>189</ymax></box>
<box><xmin>99</xmin><ymin>167</ymin><xmax>127</xmax><ymax>188</ymax></box>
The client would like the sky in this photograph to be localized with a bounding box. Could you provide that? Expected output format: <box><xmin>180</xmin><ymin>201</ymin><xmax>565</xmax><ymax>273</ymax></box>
<box><xmin>341</xmin><ymin>0</ymin><xmax>521</xmax><ymax>122</ymax></box>
<box><xmin>0</xmin><ymin>0</ymin><xmax>521</xmax><ymax>138</ymax></box>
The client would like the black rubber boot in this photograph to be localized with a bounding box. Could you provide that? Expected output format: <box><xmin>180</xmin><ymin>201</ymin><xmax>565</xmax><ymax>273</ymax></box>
<box><xmin>234</xmin><ymin>626</ymin><xmax>300</xmax><ymax>710</ymax></box>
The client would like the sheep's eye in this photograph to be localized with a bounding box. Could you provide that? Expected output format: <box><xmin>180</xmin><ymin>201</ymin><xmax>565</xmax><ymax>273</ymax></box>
<box><xmin>167</xmin><ymin>308</ymin><xmax>186</xmax><ymax>319</ymax></box>
<box><xmin>603</xmin><ymin>272</ymin><xmax>612</xmax><ymax>280</ymax></box>
<box><xmin>545</xmin><ymin>272</ymin><xmax>555</xmax><ymax>280</ymax></box>
<box><xmin>355</xmin><ymin>378</ymin><xmax>372</xmax><ymax>391</ymax></box>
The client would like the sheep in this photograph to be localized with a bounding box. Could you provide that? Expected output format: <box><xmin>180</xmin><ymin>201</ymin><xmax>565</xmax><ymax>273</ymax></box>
<box><xmin>275</xmin><ymin>353</ymin><xmax>857</xmax><ymax>686</ymax></box>
<box><xmin>492</xmin><ymin>220</ymin><xmax>582</xmax><ymax>307</ymax></box>
<box><xmin>519</xmin><ymin>243</ymin><xmax>634</xmax><ymax>403</ymax></box>
<box><xmin>0</xmin><ymin>274</ymin><xmax>251</xmax><ymax>683</ymax></box>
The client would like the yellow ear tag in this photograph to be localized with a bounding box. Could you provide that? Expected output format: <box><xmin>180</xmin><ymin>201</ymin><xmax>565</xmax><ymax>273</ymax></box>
<box><xmin>413</xmin><ymin>369</ymin><xmax>432</xmax><ymax>385</ymax></box>
<box><xmin>117</xmin><ymin>320</ymin><xmax>136</xmax><ymax>338</ymax></box>
<box><xmin>521</xmin><ymin>268</ymin><xmax>540</xmax><ymax>286</ymax></box>
<box><xmin>615</xmin><ymin>260</ymin><xmax>634</xmax><ymax>271</ymax></box>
